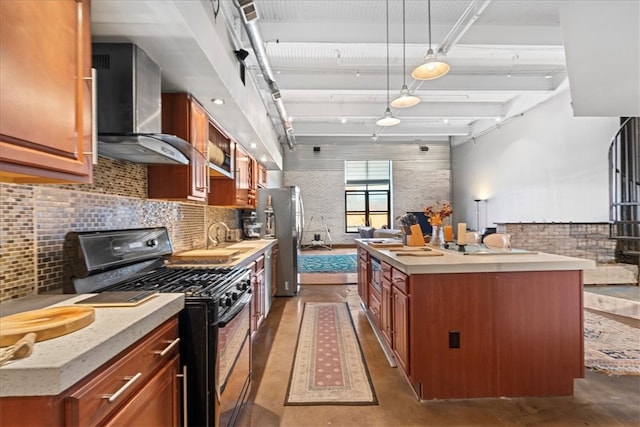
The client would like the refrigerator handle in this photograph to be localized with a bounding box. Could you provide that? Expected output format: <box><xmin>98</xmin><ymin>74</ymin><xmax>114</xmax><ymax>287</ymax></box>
<box><xmin>298</xmin><ymin>196</ymin><xmax>305</xmax><ymax>246</ymax></box>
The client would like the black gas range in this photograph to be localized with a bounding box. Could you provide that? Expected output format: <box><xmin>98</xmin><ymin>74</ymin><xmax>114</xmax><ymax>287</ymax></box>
<box><xmin>63</xmin><ymin>227</ymin><xmax>252</xmax><ymax>427</ymax></box>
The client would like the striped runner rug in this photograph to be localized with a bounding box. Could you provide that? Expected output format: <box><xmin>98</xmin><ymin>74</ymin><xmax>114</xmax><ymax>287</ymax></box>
<box><xmin>285</xmin><ymin>302</ymin><xmax>378</xmax><ymax>405</ymax></box>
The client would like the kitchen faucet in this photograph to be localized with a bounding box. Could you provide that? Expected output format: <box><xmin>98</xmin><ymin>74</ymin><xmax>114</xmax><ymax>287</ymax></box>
<box><xmin>207</xmin><ymin>221</ymin><xmax>230</xmax><ymax>248</ymax></box>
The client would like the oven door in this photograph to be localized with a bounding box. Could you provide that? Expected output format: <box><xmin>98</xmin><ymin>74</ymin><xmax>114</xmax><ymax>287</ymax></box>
<box><xmin>216</xmin><ymin>293</ymin><xmax>252</xmax><ymax>427</ymax></box>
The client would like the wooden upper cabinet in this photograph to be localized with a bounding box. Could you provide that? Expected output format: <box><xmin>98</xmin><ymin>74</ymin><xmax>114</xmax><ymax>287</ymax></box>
<box><xmin>257</xmin><ymin>161</ymin><xmax>267</xmax><ymax>188</ymax></box>
<box><xmin>148</xmin><ymin>93</ymin><xmax>208</xmax><ymax>201</ymax></box>
<box><xmin>209</xmin><ymin>143</ymin><xmax>256</xmax><ymax>208</ymax></box>
<box><xmin>0</xmin><ymin>0</ymin><xmax>93</xmax><ymax>183</ymax></box>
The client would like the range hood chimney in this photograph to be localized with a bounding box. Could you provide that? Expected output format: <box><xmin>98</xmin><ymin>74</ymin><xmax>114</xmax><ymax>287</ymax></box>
<box><xmin>93</xmin><ymin>43</ymin><xmax>198</xmax><ymax>165</ymax></box>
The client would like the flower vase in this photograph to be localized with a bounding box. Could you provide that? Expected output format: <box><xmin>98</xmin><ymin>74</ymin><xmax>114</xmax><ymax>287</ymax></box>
<box><xmin>430</xmin><ymin>225</ymin><xmax>444</xmax><ymax>247</ymax></box>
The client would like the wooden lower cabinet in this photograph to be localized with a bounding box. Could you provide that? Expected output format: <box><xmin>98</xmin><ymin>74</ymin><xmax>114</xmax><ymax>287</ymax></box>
<box><xmin>103</xmin><ymin>354</ymin><xmax>180</xmax><ymax>427</ymax></box>
<box><xmin>379</xmin><ymin>263</ymin><xmax>409</xmax><ymax>375</ymax></box>
<box><xmin>391</xmin><ymin>284</ymin><xmax>409</xmax><ymax>374</ymax></box>
<box><xmin>409</xmin><ymin>271</ymin><xmax>583</xmax><ymax>399</ymax></box>
<box><xmin>0</xmin><ymin>317</ymin><xmax>181</xmax><ymax>427</ymax></box>
<box><xmin>357</xmin><ymin>248</ymin><xmax>369</xmax><ymax>304</ymax></box>
<box><xmin>368</xmin><ymin>289</ymin><xmax>382</xmax><ymax>329</ymax></box>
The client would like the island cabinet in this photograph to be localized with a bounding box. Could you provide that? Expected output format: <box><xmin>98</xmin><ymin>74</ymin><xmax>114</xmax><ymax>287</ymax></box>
<box><xmin>380</xmin><ymin>263</ymin><xmax>410</xmax><ymax>375</ymax></box>
<box><xmin>408</xmin><ymin>270</ymin><xmax>584</xmax><ymax>399</ymax></box>
<box><xmin>209</xmin><ymin>143</ymin><xmax>256</xmax><ymax>208</ymax></box>
<box><xmin>390</xmin><ymin>268</ymin><xmax>410</xmax><ymax>375</ymax></box>
<box><xmin>0</xmin><ymin>317</ymin><xmax>181</xmax><ymax>427</ymax></box>
<box><xmin>356</xmin><ymin>247</ymin><xmax>369</xmax><ymax>304</ymax></box>
<box><xmin>148</xmin><ymin>93</ymin><xmax>209</xmax><ymax>201</ymax></box>
<box><xmin>0</xmin><ymin>0</ymin><xmax>94</xmax><ymax>184</ymax></box>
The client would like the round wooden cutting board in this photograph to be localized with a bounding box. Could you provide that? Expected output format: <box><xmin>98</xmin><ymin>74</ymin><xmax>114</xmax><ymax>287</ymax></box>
<box><xmin>0</xmin><ymin>306</ymin><xmax>95</xmax><ymax>347</ymax></box>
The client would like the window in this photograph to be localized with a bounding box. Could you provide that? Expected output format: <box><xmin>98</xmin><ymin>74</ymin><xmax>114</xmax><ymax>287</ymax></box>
<box><xmin>344</xmin><ymin>161</ymin><xmax>391</xmax><ymax>232</ymax></box>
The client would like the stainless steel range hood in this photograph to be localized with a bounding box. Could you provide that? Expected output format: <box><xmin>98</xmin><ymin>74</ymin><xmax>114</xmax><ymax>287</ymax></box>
<box><xmin>93</xmin><ymin>43</ymin><xmax>193</xmax><ymax>165</ymax></box>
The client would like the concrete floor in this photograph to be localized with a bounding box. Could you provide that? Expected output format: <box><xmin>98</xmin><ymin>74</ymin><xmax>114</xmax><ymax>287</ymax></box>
<box><xmin>237</xmin><ymin>284</ymin><xmax>640</xmax><ymax>427</ymax></box>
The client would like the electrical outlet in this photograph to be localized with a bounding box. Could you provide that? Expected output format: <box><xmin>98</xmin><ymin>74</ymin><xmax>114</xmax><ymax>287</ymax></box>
<box><xmin>449</xmin><ymin>331</ymin><xmax>460</xmax><ymax>349</ymax></box>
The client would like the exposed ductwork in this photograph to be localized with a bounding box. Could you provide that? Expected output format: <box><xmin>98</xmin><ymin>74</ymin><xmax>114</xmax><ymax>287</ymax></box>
<box><xmin>236</xmin><ymin>0</ymin><xmax>296</xmax><ymax>150</ymax></box>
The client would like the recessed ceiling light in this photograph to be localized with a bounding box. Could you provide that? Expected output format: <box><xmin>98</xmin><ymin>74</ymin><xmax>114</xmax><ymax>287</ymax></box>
<box><xmin>544</xmin><ymin>73</ymin><xmax>553</xmax><ymax>79</ymax></box>
<box><xmin>260</xmin><ymin>155</ymin><xmax>267</xmax><ymax>162</ymax></box>
<box><xmin>250</xmin><ymin>142</ymin><xmax>257</xmax><ymax>149</ymax></box>
<box><xmin>212</xmin><ymin>98</ymin><xmax>225</xmax><ymax>105</ymax></box>
<box><xmin>341</xmin><ymin>118</ymin><xmax>347</xmax><ymax>124</ymax></box>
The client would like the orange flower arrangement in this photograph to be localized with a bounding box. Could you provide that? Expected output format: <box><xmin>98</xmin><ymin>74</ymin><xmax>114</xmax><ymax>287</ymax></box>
<box><xmin>423</xmin><ymin>201</ymin><xmax>452</xmax><ymax>226</ymax></box>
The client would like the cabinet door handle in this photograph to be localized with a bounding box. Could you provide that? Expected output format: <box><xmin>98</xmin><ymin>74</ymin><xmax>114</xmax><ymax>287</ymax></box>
<box><xmin>83</xmin><ymin>68</ymin><xmax>97</xmax><ymax>164</ymax></box>
<box><xmin>177</xmin><ymin>365</ymin><xmax>188</xmax><ymax>427</ymax></box>
<box><xmin>104</xmin><ymin>372</ymin><xmax>142</xmax><ymax>403</ymax></box>
<box><xmin>154</xmin><ymin>337</ymin><xmax>180</xmax><ymax>357</ymax></box>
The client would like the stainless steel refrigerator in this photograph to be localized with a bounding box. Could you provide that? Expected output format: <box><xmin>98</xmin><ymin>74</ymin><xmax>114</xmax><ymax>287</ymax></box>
<box><xmin>257</xmin><ymin>186</ymin><xmax>304</xmax><ymax>296</ymax></box>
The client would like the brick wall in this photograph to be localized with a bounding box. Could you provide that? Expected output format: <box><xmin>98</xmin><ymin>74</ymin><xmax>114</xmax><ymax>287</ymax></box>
<box><xmin>285</xmin><ymin>164</ymin><xmax>451</xmax><ymax>245</ymax></box>
<box><xmin>498</xmin><ymin>222</ymin><xmax>616</xmax><ymax>263</ymax></box>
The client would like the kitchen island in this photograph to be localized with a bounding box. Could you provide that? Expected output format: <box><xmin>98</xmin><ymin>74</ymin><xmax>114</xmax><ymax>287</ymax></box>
<box><xmin>356</xmin><ymin>238</ymin><xmax>595</xmax><ymax>400</ymax></box>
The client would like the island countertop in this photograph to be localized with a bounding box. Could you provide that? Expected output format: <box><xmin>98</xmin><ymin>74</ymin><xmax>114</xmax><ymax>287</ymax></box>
<box><xmin>356</xmin><ymin>238</ymin><xmax>595</xmax><ymax>275</ymax></box>
<box><xmin>0</xmin><ymin>293</ymin><xmax>184</xmax><ymax>397</ymax></box>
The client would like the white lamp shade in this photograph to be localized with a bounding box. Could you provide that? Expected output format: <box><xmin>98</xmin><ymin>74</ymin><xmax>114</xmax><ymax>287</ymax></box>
<box><xmin>411</xmin><ymin>50</ymin><xmax>450</xmax><ymax>80</ymax></box>
<box><xmin>376</xmin><ymin>108</ymin><xmax>401</xmax><ymax>126</ymax></box>
<box><xmin>390</xmin><ymin>86</ymin><xmax>421</xmax><ymax>108</ymax></box>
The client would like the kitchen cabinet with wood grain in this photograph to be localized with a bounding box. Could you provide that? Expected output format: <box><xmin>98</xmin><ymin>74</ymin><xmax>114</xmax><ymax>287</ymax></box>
<box><xmin>0</xmin><ymin>317</ymin><xmax>181</xmax><ymax>427</ymax></box>
<box><xmin>148</xmin><ymin>93</ymin><xmax>209</xmax><ymax>201</ymax></box>
<box><xmin>209</xmin><ymin>143</ymin><xmax>256</xmax><ymax>208</ymax></box>
<box><xmin>0</xmin><ymin>0</ymin><xmax>94</xmax><ymax>184</ymax></box>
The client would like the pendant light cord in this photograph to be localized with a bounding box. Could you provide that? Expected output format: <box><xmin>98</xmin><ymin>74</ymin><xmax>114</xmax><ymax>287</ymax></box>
<box><xmin>385</xmin><ymin>0</ymin><xmax>390</xmax><ymax>106</ymax></box>
<box><xmin>402</xmin><ymin>0</ymin><xmax>406</xmax><ymax>86</ymax></box>
<box><xmin>428</xmin><ymin>0</ymin><xmax>432</xmax><ymax>51</ymax></box>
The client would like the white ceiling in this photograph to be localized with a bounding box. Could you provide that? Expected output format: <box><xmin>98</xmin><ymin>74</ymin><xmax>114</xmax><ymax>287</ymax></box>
<box><xmin>90</xmin><ymin>1</ymin><xmax>636</xmax><ymax>167</ymax></box>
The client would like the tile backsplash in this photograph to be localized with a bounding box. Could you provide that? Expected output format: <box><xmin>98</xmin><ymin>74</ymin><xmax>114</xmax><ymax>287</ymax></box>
<box><xmin>0</xmin><ymin>158</ymin><xmax>241</xmax><ymax>301</ymax></box>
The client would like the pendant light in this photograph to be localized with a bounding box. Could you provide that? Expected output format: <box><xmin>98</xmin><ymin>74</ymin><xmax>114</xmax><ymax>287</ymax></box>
<box><xmin>391</xmin><ymin>0</ymin><xmax>420</xmax><ymax>108</ymax></box>
<box><xmin>377</xmin><ymin>0</ymin><xmax>401</xmax><ymax>127</ymax></box>
<box><xmin>411</xmin><ymin>0</ymin><xmax>450</xmax><ymax>80</ymax></box>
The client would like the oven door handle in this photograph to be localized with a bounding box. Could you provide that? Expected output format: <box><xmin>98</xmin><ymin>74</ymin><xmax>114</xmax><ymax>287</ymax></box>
<box><xmin>218</xmin><ymin>293</ymin><xmax>251</xmax><ymax>327</ymax></box>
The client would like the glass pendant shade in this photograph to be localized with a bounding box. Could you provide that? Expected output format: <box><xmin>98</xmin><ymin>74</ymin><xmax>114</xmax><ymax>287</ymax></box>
<box><xmin>411</xmin><ymin>48</ymin><xmax>450</xmax><ymax>80</ymax></box>
<box><xmin>391</xmin><ymin>85</ymin><xmax>421</xmax><ymax>108</ymax></box>
<box><xmin>376</xmin><ymin>107</ymin><xmax>401</xmax><ymax>127</ymax></box>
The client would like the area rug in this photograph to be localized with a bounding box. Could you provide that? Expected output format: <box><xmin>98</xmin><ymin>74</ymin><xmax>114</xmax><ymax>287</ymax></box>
<box><xmin>285</xmin><ymin>302</ymin><xmax>378</xmax><ymax>405</ymax></box>
<box><xmin>298</xmin><ymin>254</ymin><xmax>357</xmax><ymax>273</ymax></box>
<box><xmin>584</xmin><ymin>310</ymin><xmax>640</xmax><ymax>376</ymax></box>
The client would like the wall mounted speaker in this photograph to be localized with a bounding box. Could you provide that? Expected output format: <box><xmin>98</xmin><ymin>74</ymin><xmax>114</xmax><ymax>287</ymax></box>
<box><xmin>419</xmin><ymin>145</ymin><xmax>429</xmax><ymax>152</ymax></box>
<box><xmin>313</xmin><ymin>146</ymin><xmax>321</xmax><ymax>152</ymax></box>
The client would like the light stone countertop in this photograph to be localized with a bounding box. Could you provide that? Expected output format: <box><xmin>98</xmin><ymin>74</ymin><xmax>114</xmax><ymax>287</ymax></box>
<box><xmin>356</xmin><ymin>239</ymin><xmax>596</xmax><ymax>275</ymax></box>
<box><xmin>0</xmin><ymin>293</ymin><xmax>184</xmax><ymax>397</ymax></box>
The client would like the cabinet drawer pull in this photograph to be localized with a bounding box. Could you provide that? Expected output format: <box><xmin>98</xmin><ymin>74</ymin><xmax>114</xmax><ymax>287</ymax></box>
<box><xmin>154</xmin><ymin>337</ymin><xmax>180</xmax><ymax>357</ymax></box>
<box><xmin>104</xmin><ymin>372</ymin><xmax>142</xmax><ymax>403</ymax></box>
<box><xmin>177</xmin><ymin>365</ymin><xmax>188</xmax><ymax>427</ymax></box>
